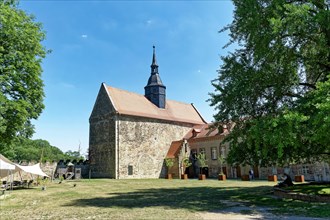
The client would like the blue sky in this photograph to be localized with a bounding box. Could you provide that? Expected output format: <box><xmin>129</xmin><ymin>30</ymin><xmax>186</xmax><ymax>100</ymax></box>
<box><xmin>19</xmin><ymin>0</ymin><xmax>234</xmax><ymax>155</ymax></box>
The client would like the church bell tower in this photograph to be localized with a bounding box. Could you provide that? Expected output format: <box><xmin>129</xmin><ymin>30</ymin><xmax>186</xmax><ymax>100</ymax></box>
<box><xmin>144</xmin><ymin>46</ymin><xmax>166</xmax><ymax>108</ymax></box>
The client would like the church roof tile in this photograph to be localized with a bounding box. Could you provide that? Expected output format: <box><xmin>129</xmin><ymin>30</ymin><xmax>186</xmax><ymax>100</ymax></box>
<box><xmin>105</xmin><ymin>83</ymin><xmax>206</xmax><ymax>125</ymax></box>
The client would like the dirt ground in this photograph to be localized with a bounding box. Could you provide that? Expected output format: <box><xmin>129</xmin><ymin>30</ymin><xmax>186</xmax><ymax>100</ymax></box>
<box><xmin>198</xmin><ymin>200</ymin><xmax>325</xmax><ymax>220</ymax></box>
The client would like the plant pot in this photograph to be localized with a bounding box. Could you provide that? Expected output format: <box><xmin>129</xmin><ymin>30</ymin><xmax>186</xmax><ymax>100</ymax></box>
<box><xmin>241</xmin><ymin>174</ymin><xmax>250</xmax><ymax>181</ymax></box>
<box><xmin>294</xmin><ymin>175</ymin><xmax>304</xmax><ymax>182</ymax></box>
<box><xmin>268</xmin><ymin>175</ymin><xmax>277</xmax><ymax>182</ymax></box>
<box><xmin>181</xmin><ymin>174</ymin><xmax>188</xmax><ymax>180</ymax></box>
<box><xmin>198</xmin><ymin>174</ymin><xmax>206</xmax><ymax>180</ymax></box>
<box><xmin>218</xmin><ymin>174</ymin><xmax>226</xmax><ymax>181</ymax></box>
<box><xmin>166</xmin><ymin>174</ymin><xmax>173</xmax><ymax>179</ymax></box>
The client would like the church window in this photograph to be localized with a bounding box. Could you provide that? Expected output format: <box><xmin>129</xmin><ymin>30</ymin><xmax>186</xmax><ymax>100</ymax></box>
<box><xmin>128</xmin><ymin>165</ymin><xmax>133</xmax><ymax>175</ymax></box>
<box><xmin>211</xmin><ymin>147</ymin><xmax>217</xmax><ymax>160</ymax></box>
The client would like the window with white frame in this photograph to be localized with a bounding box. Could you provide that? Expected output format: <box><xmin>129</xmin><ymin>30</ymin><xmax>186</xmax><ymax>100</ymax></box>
<box><xmin>211</xmin><ymin>147</ymin><xmax>217</xmax><ymax>160</ymax></box>
<box><xmin>302</xmin><ymin>165</ymin><xmax>309</xmax><ymax>175</ymax></box>
<box><xmin>219</xmin><ymin>145</ymin><xmax>225</xmax><ymax>157</ymax></box>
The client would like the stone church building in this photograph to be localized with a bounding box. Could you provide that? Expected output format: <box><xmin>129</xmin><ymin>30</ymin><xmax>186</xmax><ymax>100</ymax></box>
<box><xmin>89</xmin><ymin>47</ymin><xmax>207</xmax><ymax>179</ymax></box>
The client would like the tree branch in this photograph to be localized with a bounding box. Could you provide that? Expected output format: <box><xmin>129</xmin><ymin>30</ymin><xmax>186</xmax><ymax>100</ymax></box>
<box><xmin>283</xmin><ymin>92</ymin><xmax>303</xmax><ymax>98</ymax></box>
<box><xmin>299</xmin><ymin>82</ymin><xmax>316</xmax><ymax>89</ymax></box>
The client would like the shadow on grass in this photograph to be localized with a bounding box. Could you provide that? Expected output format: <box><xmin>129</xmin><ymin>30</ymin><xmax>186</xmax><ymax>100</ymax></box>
<box><xmin>62</xmin><ymin>184</ymin><xmax>330</xmax><ymax>218</ymax></box>
<box><xmin>63</xmin><ymin>185</ymin><xmax>274</xmax><ymax>210</ymax></box>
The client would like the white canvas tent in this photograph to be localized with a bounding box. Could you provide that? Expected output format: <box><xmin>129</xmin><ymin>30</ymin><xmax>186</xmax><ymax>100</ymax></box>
<box><xmin>15</xmin><ymin>163</ymin><xmax>49</xmax><ymax>177</ymax></box>
<box><xmin>0</xmin><ymin>157</ymin><xmax>16</xmax><ymax>179</ymax></box>
<box><xmin>0</xmin><ymin>154</ymin><xmax>48</xmax><ymax>179</ymax></box>
<box><xmin>1</xmin><ymin>154</ymin><xmax>16</xmax><ymax>190</ymax></box>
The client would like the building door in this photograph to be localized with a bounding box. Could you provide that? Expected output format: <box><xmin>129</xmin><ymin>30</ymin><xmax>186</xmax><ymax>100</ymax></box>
<box><xmin>74</xmin><ymin>168</ymin><xmax>81</xmax><ymax>179</ymax></box>
<box><xmin>253</xmin><ymin>166</ymin><xmax>259</xmax><ymax>178</ymax></box>
<box><xmin>222</xmin><ymin>167</ymin><xmax>227</xmax><ymax>176</ymax></box>
<box><xmin>236</xmin><ymin>166</ymin><xmax>241</xmax><ymax>178</ymax></box>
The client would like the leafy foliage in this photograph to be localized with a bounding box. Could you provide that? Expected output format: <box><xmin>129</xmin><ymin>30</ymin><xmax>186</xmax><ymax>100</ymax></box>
<box><xmin>217</xmin><ymin>154</ymin><xmax>225</xmax><ymax>174</ymax></box>
<box><xmin>0</xmin><ymin>138</ymin><xmax>67</xmax><ymax>162</ymax></box>
<box><xmin>0</xmin><ymin>0</ymin><xmax>48</xmax><ymax>143</ymax></box>
<box><xmin>164</xmin><ymin>158</ymin><xmax>174</xmax><ymax>168</ymax></box>
<box><xmin>0</xmin><ymin>137</ymin><xmax>84</xmax><ymax>162</ymax></box>
<box><xmin>196</xmin><ymin>152</ymin><xmax>207</xmax><ymax>168</ymax></box>
<box><xmin>64</xmin><ymin>150</ymin><xmax>84</xmax><ymax>161</ymax></box>
<box><xmin>209</xmin><ymin>0</ymin><xmax>330</xmax><ymax>166</ymax></box>
<box><xmin>182</xmin><ymin>157</ymin><xmax>192</xmax><ymax>168</ymax></box>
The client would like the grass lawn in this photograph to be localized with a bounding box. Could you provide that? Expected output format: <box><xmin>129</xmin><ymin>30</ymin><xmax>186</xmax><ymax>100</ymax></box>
<box><xmin>0</xmin><ymin>179</ymin><xmax>329</xmax><ymax>219</ymax></box>
<box><xmin>287</xmin><ymin>183</ymin><xmax>330</xmax><ymax>196</ymax></box>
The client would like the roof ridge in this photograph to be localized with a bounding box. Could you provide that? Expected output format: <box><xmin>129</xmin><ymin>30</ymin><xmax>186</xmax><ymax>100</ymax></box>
<box><xmin>105</xmin><ymin>84</ymin><xmax>196</xmax><ymax>106</ymax></box>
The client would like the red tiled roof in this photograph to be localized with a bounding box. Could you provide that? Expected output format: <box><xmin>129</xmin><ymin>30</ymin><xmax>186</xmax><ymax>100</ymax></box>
<box><xmin>166</xmin><ymin>140</ymin><xmax>183</xmax><ymax>158</ymax></box>
<box><xmin>184</xmin><ymin>123</ymin><xmax>230</xmax><ymax>141</ymax></box>
<box><xmin>104</xmin><ymin>83</ymin><xmax>207</xmax><ymax>125</ymax></box>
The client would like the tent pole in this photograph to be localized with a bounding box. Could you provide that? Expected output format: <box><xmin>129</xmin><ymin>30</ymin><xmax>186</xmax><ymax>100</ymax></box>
<box><xmin>10</xmin><ymin>170</ymin><xmax>13</xmax><ymax>190</ymax></box>
<box><xmin>19</xmin><ymin>171</ymin><xmax>22</xmax><ymax>182</ymax></box>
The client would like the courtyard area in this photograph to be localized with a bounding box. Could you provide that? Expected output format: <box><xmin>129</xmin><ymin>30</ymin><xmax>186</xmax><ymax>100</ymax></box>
<box><xmin>0</xmin><ymin>179</ymin><xmax>329</xmax><ymax>219</ymax></box>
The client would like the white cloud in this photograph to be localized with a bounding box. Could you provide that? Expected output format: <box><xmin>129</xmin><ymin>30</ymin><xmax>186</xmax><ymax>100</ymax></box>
<box><xmin>146</xmin><ymin>19</ymin><xmax>153</xmax><ymax>25</ymax></box>
<box><xmin>81</xmin><ymin>34</ymin><xmax>88</xmax><ymax>38</ymax></box>
<box><xmin>60</xmin><ymin>82</ymin><xmax>75</xmax><ymax>89</ymax></box>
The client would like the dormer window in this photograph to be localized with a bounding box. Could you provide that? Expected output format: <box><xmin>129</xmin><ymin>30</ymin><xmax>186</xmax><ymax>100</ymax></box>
<box><xmin>192</xmin><ymin>128</ymin><xmax>201</xmax><ymax>137</ymax></box>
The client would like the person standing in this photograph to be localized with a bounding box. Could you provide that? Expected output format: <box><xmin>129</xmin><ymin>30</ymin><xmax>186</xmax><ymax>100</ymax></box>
<box><xmin>249</xmin><ymin>169</ymin><xmax>254</xmax><ymax>180</ymax></box>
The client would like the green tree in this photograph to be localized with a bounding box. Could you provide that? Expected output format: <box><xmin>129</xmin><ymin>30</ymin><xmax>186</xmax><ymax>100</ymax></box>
<box><xmin>209</xmin><ymin>0</ymin><xmax>330</xmax><ymax>166</ymax></box>
<box><xmin>1</xmin><ymin>137</ymin><xmax>67</xmax><ymax>162</ymax></box>
<box><xmin>0</xmin><ymin>0</ymin><xmax>48</xmax><ymax>144</ymax></box>
<box><xmin>196</xmin><ymin>152</ymin><xmax>207</xmax><ymax>174</ymax></box>
<box><xmin>64</xmin><ymin>150</ymin><xmax>84</xmax><ymax>161</ymax></box>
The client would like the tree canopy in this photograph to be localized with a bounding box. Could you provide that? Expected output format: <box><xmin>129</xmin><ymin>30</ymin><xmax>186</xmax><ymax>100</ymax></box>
<box><xmin>209</xmin><ymin>0</ymin><xmax>330</xmax><ymax>167</ymax></box>
<box><xmin>1</xmin><ymin>137</ymin><xmax>84</xmax><ymax>162</ymax></box>
<box><xmin>0</xmin><ymin>0</ymin><xmax>47</xmax><ymax>144</ymax></box>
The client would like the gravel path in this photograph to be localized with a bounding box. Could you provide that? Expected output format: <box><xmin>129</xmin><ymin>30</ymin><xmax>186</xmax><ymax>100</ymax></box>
<box><xmin>198</xmin><ymin>200</ymin><xmax>325</xmax><ymax>220</ymax></box>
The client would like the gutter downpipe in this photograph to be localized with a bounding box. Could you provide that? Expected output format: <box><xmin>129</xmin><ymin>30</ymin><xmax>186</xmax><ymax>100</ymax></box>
<box><xmin>115</xmin><ymin>112</ymin><xmax>120</xmax><ymax>179</ymax></box>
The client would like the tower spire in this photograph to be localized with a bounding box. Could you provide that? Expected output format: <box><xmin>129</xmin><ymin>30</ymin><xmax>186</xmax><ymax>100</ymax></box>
<box><xmin>151</xmin><ymin>45</ymin><xmax>158</xmax><ymax>75</ymax></box>
<box><xmin>145</xmin><ymin>45</ymin><xmax>166</xmax><ymax>108</ymax></box>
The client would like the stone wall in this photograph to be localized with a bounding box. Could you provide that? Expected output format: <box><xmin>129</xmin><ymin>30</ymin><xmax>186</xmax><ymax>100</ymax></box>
<box><xmin>89</xmin><ymin>84</ymin><xmax>116</xmax><ymax>178</ymax></box>
<box><xmin>117</xmin><ymin>115</ymin><xmax>194</xmax><ymax>179</ymax></box>
<box><xmin>1</xmin><ymin>160</ymin><xmax>92</xmax><ymax>181</ymax></box>
<box><xmin>259</xmin><ymin>162</ymin><xmax>330</xmax><ymax>181</ymax></box>
<box><xmin>56</xmin><ymin>160</ymin><xmax>90</xmax><ymax>179</ymax></box>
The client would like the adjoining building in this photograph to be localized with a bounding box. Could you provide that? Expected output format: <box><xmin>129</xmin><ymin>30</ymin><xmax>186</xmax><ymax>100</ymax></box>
<box><xmin>167</xmin><ymin>124</ymin><xmax>330</xmax><ymax>182</ymax></box>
